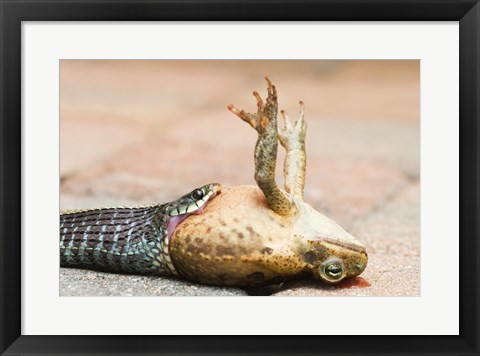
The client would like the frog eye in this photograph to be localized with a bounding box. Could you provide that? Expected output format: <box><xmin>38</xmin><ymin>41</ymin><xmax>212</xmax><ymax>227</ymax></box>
<box><xmin>324</xmin><ymin>262</ymin><xmax>343</xmax><ymax>280</ymax></box>
<box><xmin>192</xmin><ymin>189</ymin><xmax>204</xmax><ymax>200</ymax></box>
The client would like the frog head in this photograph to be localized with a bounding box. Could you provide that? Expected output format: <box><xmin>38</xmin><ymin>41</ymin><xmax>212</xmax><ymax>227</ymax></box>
<box><xmin>293</xmin><ymin>201</ymin><xmax>368</xmax><ymax>284</ymax></box>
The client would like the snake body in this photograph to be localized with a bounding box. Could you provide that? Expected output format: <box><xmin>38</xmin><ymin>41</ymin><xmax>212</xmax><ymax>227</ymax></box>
<box><xmin>60</xmin><ymin>183</ymin><xmax>221</xmax><ymax>276</ymax></box>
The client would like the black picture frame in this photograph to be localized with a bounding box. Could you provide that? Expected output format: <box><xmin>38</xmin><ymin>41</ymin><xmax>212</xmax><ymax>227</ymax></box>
<box><xmin>1</xmin><ymin>1</ymin><xmax>478</xmax><ymax>355</ymax></box>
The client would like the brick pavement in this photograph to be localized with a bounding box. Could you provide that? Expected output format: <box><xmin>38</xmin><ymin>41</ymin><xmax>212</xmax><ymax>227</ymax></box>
<box><xmin>60</xmin><ymin>60</ymin><xmax>419</xmax><ymax>296</ymax></box>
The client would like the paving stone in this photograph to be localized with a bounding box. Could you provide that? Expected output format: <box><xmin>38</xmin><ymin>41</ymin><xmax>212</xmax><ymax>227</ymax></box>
<box><xmin>59</xmin><ymin>59</ymin><xmax>419</xmax><ymax>183</ymax></box>
<box><xmin>305</xmin><ymin>118</ymin><xmax>420</xmax><ymax>178</ymax></box>
<box><xmin>351</xmin><ymin>181</ymin><xmax>420</xmax><ymax>256</ymax></box>
<box><xmin>304</xmin><ymin>156</ymin><xmax>408</xmax><ymax>228</ymax></box>
<box><xmin>61</xmin><ymin>60</ymin><xmax>419</xmax><ymax>126</ymax></box>
<box><xmin>60</xmin><ymin>114</ymin><xmax>148</xmax><ymax>177</ymax></box>
<box><xmin>60</xmin><ymin>194</ymin><xmax>139</xmax><ymax>211</ymax></box>
<box><xmin>258</xmin><ymin>60</ymin><xmax>419</xmax><ymax>125</ymax></box>
<box><xmin>60</xmin><ymin>60</ymin><xmax>248</xmax><ymax>127</ymax></box>
<box><xmin>59</xmin><ymin>60</ymin><xmax>420</xmax><ymax>297</ymax></box>
<box><xmin>60</xmin><ymin>268</ymin><xmax>248</xmax><ymax>296</ymax></box>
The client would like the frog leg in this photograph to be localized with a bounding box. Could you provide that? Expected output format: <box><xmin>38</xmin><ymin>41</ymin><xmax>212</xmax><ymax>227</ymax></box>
<box><xmin>228</xmin><ymin>77</ymin><xmax>295</xmax><ymax>217</ymax></box>
<box><xmin>278</xmin><ymin>101</ymin><xmax>306</xmax><ymax>201</ymax></box>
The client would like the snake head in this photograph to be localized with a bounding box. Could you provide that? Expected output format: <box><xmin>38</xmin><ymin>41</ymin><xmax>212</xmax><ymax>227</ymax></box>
<box><xmin>166</xmin><ymin>183</ymin><xmax>222</xmax><ymax>216</ymax></box>
<box><xmin>165</xmin><ymin>183</ymin><xmax>222</xmax><ymax>237</ymax></box>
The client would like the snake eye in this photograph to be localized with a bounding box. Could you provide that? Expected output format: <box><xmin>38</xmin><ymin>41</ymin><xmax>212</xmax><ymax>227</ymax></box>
<box><xmin>192</xmin><ymin>189</ymin><xmax>204</xmax><ymax>200</ymax></box>
<box><xmin>324</xmin><ymin>262</ymin><xmax>343</xmax><ymax>280</ymax></box>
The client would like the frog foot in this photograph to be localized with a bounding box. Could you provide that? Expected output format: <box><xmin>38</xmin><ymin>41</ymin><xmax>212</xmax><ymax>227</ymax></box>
<box><xmin>278</xmin><ymin>101</ymin><xmax>307</xmax><ymax>201</ymax></box>
<box><xmin>228</xmin><ymin>77</ymin><xmax>296</xmax><ymax>217</ymax></box>
<box><xmin>227</xmin><ymin>76</ymin><xmax>277</xmax><ymax>134</ymax></box>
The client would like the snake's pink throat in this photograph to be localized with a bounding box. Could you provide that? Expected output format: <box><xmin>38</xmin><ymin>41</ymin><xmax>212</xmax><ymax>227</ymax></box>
<box><xmin>166</xmin><ymin>191</ymin><xmax>218</xmax><ymax>238</ymax></box>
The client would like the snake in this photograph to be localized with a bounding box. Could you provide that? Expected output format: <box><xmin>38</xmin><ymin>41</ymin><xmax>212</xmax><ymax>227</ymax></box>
<box><xmin>60</xmin><ymin>183</ymin><xmax>221</xmax><ymax>276</ymax></box>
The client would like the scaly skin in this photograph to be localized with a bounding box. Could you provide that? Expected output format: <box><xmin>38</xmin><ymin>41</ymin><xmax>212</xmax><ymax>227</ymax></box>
<box><xmin>60</xmin><ymin>183</ymin><xmax>221</xmax><ymax>276</ymax></box>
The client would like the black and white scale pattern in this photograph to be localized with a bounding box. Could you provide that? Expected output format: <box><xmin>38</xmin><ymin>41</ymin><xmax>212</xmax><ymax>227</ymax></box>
<box><xmin>60</xmin><ymin>204</ymin><xmax>177</xmax><ymax>276</ymax></box>
<box><xmin>60</xmin><ymin>183</ymin><xmax>221</xmax><ymax>277</ymax></box>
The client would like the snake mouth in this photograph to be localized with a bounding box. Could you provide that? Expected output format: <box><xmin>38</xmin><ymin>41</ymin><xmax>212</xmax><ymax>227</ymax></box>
<box><xmin>166</xmin><ymin>185</ymin><xmax>221</xmax><ymax>238</ymax></box>
<box><xmin>166</xmin><ymin>214</ymin><xmax>191</xmax><ymax>239</ymax></box>
<box><xmin>165</xmin><ymin>203</ymin><xmax>209</xmax><ymax>238</ymax></box>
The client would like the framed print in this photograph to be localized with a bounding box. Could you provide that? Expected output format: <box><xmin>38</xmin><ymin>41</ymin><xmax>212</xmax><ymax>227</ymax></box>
<box><xmin>1</xmin><ymin>0</ymin><xmax>479</xmax><ymax>355</ymax></box>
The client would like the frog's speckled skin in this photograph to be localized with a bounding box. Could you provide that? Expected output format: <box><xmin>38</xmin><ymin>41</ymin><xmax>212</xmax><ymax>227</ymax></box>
<box><xmin>170</xmin><ymin>78</ymin><xmax>368</xmax><ymax>286</ymax></box>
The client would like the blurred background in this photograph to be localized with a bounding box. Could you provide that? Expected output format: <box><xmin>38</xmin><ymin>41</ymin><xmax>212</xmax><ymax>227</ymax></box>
<box><xmin>60</xmin><ymin>60</ymin><xmax>420</xmax><ymax>296</ymax></box>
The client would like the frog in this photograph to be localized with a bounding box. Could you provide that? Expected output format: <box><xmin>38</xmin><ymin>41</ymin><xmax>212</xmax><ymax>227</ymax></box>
<box><xmin>169</xmin><ymin>77</ymin><xmax>368</xmax><ymax>287</ymax></box>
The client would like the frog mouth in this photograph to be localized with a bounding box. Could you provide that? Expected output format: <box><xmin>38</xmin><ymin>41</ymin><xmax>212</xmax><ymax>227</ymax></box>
<box><xmin>322</xmin><ymin>238</ymin><xmax>367</xmax><ymax>254</ymax></box>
